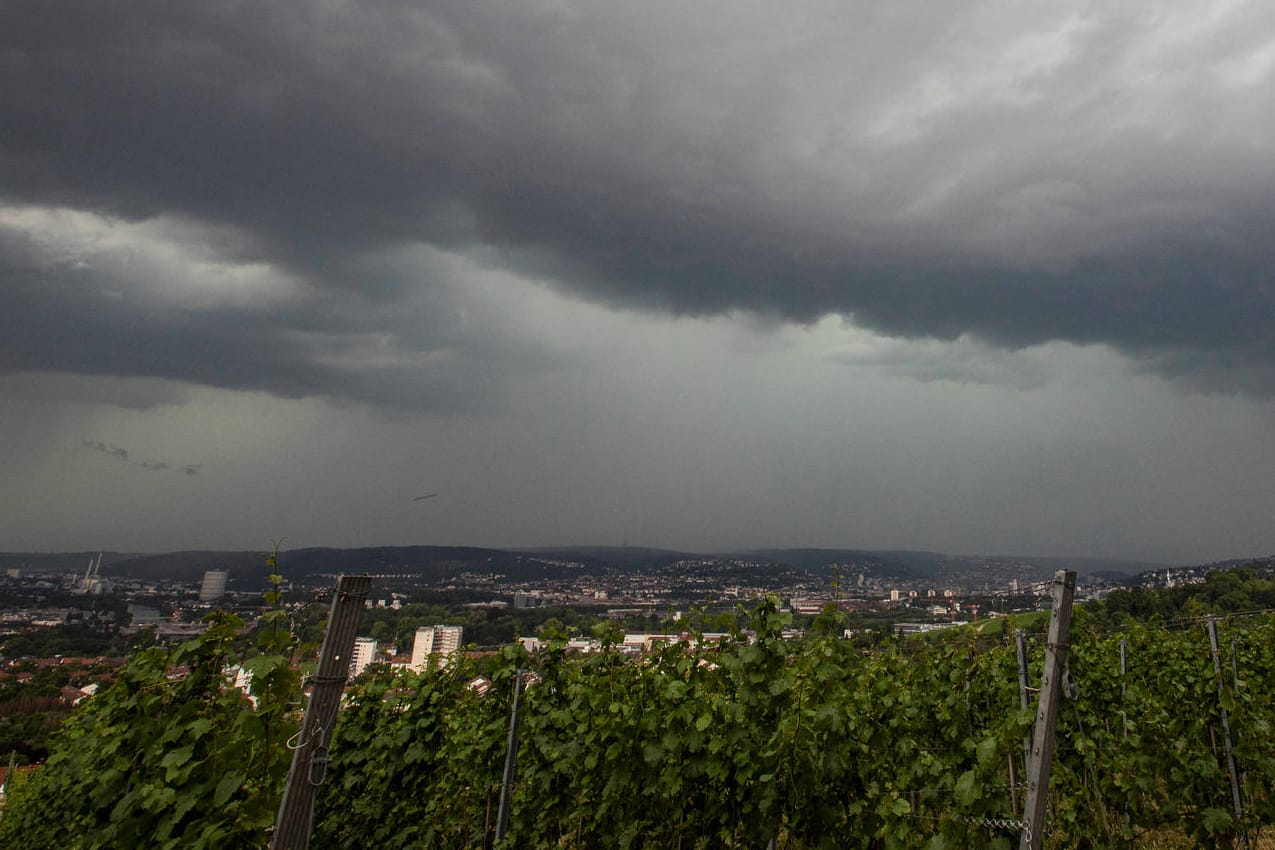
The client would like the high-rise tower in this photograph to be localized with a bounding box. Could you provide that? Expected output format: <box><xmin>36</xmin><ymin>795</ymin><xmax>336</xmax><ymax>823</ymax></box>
<box><xmin>350</xmin><ymin>637</ymin><xmax>378</xmax><ymax>678</ymax></box>
<box><xmin>409</xmin><ymin>625</ymin><xmax>463</xmax><ymax>672</ymax></box>
<box><xmin>199</xmin><ymin>569</ymin><xmax>229</xmax><ymax>603</ymax></box>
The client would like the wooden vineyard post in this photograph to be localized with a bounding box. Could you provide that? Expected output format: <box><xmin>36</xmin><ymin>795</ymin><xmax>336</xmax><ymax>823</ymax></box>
<box><xmin>272</xmin><ymin>574</ymin><xmax>372</xmax><ymax>850</ymax></box>
<box><xmin>1019</xmin><ymin>570</ymin><xmax>1075</xmax><ymax>850</ymax></box>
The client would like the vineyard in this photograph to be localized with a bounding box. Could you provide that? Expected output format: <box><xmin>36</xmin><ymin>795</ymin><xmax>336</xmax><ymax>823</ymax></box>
<box><xmin>3</xmin><ymin>596</ymin><xmax>1274</xmax><ymax>848</ymax></box>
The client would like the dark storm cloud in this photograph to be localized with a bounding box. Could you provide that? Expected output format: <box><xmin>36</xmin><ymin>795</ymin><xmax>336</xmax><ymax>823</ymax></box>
<box><xmin>2</xmin><ymin>1</ymin><xmax>1274</xmax><ymax>401</ymax></box>
<box><xmin>0</xmin><ymin>216</ymin><xmax>548</xmax><ymax>410</ymax></box>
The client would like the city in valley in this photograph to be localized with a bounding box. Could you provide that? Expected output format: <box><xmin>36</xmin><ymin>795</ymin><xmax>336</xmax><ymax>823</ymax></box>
<box><xmin>0</xmin><ymin>544</ymin><xmax>1250</xmax><ymax>685</ymax></box>
<box><xmin>2</xmin><ymin>541</ymin><xmax>1272</xmax><ymax>824</ymax></box>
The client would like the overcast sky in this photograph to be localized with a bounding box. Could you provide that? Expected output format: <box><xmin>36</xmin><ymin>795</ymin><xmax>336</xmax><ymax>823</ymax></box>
<box><xmin>3</xmin><ymin>1</ymin><xmax>1274</xmax><ymax>564</ymax></box>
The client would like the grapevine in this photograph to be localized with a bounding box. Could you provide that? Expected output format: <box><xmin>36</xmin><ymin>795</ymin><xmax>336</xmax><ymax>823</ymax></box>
<box><xmin>313</xmin><ymin>602</ymin><xmax>1275</xmax><ymax>849</ymax></box>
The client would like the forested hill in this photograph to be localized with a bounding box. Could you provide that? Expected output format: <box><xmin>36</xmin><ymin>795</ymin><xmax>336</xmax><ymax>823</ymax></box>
<box><xmin>1089</xmin><ymin>562</ymin><xmax>1275</xmax><ymax>626</ymax></box>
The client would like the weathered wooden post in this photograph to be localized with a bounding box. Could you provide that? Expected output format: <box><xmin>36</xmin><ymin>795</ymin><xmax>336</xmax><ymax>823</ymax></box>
<box><xmin>272</xmin><ymin>574</ymin><xmax>372</xmax><ymax>850</ymax></box>
<box><xmin>1019</xmin><ymin>570</ymin><xmax>1075</xmax><ymax>850</ymax></box>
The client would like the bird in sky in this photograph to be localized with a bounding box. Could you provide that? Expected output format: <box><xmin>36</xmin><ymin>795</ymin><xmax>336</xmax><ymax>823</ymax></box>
<box><xmin>413</xmin><ymin>493</ymin><xmax>438</xmax><ymax>501</ymax></box>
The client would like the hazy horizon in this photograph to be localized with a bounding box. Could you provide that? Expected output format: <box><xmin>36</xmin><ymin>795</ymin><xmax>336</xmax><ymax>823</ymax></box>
<box><xmin>7</xmin><ymin>539</ymin><xmax>1260</xmax><ymax>572</ymax></box>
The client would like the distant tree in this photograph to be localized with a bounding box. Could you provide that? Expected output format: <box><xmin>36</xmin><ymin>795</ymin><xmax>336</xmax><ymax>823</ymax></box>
<box><xmin>0</xmin><ymin>622</ymin><xmax>125</xmax><ymax>659</ymax></box>
<box><xmin>1093</xmin><ymin>565</ymin><xmax>1275</xmax><ymax>625</ymax></box>
<box><xmin>536</xmin><ymin>617</ymin><xmax>569</xmax><ymax>642</ymax></box>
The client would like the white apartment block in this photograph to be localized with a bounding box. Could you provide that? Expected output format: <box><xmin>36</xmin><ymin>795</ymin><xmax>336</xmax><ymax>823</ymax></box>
<box><xmin>410</xmin><ymin>625</ymin><xmax>463</xmax><ymax>672</ymax></box>
<box><xmin>350</xmin><ymin>636</ymin><xmax>378</xmax><ymax>679</ymax></box>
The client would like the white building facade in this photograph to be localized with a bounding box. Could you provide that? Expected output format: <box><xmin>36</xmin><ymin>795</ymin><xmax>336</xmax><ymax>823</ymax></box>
<box><xmin>409</xmin><ymin>625</ymin><xmax>463</xmax><ymax>672</ymax></box>
<box><xmin>199</xmin><ymin>570</ymin><xmax>229</xmax><ymax>603</ymax></box>
<box><xmin>350</xmin><ymin>636</ymin><xmax>378</xmax><ymax>679</ymax></box>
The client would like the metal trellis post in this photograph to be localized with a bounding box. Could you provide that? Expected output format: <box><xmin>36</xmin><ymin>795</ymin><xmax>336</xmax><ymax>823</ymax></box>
<box><xmin>272</xmin><ymin>574</ymin><xmax>372</xmax><ymax>850</ymax></box>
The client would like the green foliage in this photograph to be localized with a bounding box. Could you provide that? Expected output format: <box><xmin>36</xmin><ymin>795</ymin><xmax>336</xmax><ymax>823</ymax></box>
<box><xmin>0</xmin><ymin>702</ymin><xmax>68</xmax><ymax>763</ymax></box>
<box><xmin>1092</xmin><ymin>566</ymin><xmax>1275</xmax><ymax>627</ymax></box>
<box><xmin>5</xmin><ymin>586</ymin><xmax>1274</xmax><ymax>849</ymax></box>
<box><xmin>0</xmin><ymin>620</ymin><xmax>127</xmax><ymax>659</ymax></box>
<box><xmin>314</xmin><ymin>598</ymin><xmax>1032</xmax><ymax>849</ymax></box>
<box><xmin>312</xmin><ymin>601</ymin><xmax>1275</xmax><ymax>849</ymax></box>
<box><xmin>259</xmin><ymin>544</ymin><xmax>293</xmax><ymax>657</ymax></box>
<box><xmin>0</xmin><ymin>612</ymin><xmax>298</xmax><ymax>850</ymax></box>
<box><xmin>312</xmin><ymin>649</ymin><xmax>520</xmax><ymax>848</ymax></box>
<box><xmin>1047</xmin><ymin>616</ymin><xmax>1275</xmax><ymax>848</ymax></box>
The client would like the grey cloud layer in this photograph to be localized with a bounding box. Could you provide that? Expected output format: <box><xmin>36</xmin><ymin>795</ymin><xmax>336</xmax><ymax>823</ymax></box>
<box><xmin>0</xmin><ymin>213</ymin><xmax>549</xmax><ymax>409</ymax></box>
<box><xmin>82</xmin><ymin>440</ymin><xmax>200</xmax><ymax>475</ymax></box>
<box><xmin>3</xmin><ymin>1</ymin><xmax>1274</xmax><ymax>402</ymax></box>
